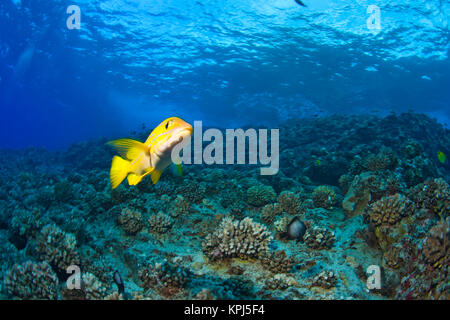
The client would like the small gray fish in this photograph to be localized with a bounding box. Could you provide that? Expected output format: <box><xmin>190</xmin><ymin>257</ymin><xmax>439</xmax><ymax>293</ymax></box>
<box><xmin>287</xmin><ymin>217</ymin><xmax>307</xmax><ymax>242</ymax></box>
<box><xmin>113</xmin><ymin>270</ymin><xmax>125</xmax><ymax>296</ymax></box>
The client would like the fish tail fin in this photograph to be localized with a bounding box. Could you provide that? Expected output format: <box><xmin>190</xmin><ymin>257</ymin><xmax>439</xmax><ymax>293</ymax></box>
<box><xmin>150</xmin><ymin>169</ymin><xmax>163</xmax><ymax>184</ymax></box>
<box><xmin>110</xmin><ymin>156</ymin><xmax>131</xmax><ymax>189</ymax></box>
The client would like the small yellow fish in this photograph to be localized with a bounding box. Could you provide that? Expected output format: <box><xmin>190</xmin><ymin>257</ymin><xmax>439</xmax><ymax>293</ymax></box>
<box><xmin>107</xmin><ymin>117</ymin><xmax>193</xmax><ymax>189</ymax></box>
<box><xmin>315</xmin><ymin>159</ymin><xmax>321</xmax><ymax>166</ymax></box>
<box><xmin>437</xmin><ymin>150</ymin><xmax>447</xmax><ymax>164</ymax></box>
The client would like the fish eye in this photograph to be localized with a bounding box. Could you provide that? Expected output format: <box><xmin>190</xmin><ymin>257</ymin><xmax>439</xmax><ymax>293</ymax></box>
<box><xmin>165</xmin><ymin>120</ymin><xmax>173</xmax><ymax>130</ymax></box>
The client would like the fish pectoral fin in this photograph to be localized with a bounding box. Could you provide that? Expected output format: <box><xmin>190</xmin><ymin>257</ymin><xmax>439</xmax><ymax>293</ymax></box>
<box><xmin>110</xmin><ymin>156</ymin><xmax>131</xmax><ymax>189</ymax></box>
<box><xmin>107</xmin><ymin>138</ymin><xmax>149</xmax><ymax>160</ymax></box>
<box><xmin>175</xmin><ymin>163</ymin><xmax>182</xmax><ymax>176</ymax></box>
<box><xmin>150</xmin><ymin>169</ymin><xmax>162</xmax><ymax>184</ymax></box>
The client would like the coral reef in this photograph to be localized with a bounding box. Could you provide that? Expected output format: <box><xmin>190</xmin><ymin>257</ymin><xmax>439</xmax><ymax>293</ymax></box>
<box><xmin>1</xmin><ymin>112</ymin><xmax>449</xmax><ymax>300</ymax></box>
<box><xmin>4</xmin><ymin>261</ymin><xmax>59</xmax><ymax>299</ymax></box>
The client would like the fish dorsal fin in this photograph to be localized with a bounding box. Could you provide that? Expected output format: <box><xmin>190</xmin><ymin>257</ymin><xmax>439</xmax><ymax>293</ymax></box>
<box><xmin>107</xmin><ymin>139</ymin><xmax>149</xmax><ymax>160</ymax></box>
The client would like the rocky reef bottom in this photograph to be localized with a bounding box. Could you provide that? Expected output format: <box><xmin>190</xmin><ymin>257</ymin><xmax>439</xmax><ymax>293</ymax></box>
<box><xmin>0</xmin><ymin>112</ymin><xmax>448</xmax><ymax>300</ymax></box>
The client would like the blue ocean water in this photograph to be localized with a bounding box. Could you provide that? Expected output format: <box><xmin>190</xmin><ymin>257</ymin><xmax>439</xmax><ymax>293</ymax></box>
<box><xmin>0</xmin><ymin>0</ymin><xmax>449</xmax><ymax>301</ymax></box>
<box><xmin>1</xmin><ymin>0</ymin><xmax>449</xmax><ymax>149</ymax></box>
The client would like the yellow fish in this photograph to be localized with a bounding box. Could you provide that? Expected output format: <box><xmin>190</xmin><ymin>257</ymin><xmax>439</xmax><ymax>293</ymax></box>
<box><xmin>437</xmin><ymin>150</ymin><xmax>447</xmax><ymax>164</ymax></box>
<box><xmin>107</xmin><ymin>117</ymin><xmax>193</xmax><ymax>189</ymax></box>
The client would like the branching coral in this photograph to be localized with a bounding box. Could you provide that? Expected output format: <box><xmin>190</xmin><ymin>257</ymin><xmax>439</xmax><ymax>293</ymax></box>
<box><xmin>170</xmin><ymin>195</ymin><xmax>191</xmax><ymax>217</ymax></box>
<box><xmin>383</xmin><ymin>245</ymin><xmax>406</xmax><ymax>269</ymax></box>
<box><xmin>139</xmin><ymin>260</ymin><xmax>190</xmax><ymax>293</ymax></box>
<box><xmin>37</xmin><ymin>224</ymin><xmax>80</xmax><ymax>272</ymax></box>
<box><xmin>148</xmin><ymin>212</ymin><xmax>173</xmax><ymax>234</ymax></box>
<box><xmin>311</xmin><ymin>270</ymin><xmax>338</xmax><ymax>289</ymax></box>
<box><xmin>312</xmin><ymin>186</ymin><xmax>336</xmax><ymax>209</ymax></box>
<box><xmin>176</xmin><ymin>180</ymin><xmax>206</xmax><ymax>204</ymax></box>
<box><xmin>261</xmin><ymin>250</ymin><xmax>296</xmax><ymax>273</ymax></box>
<box><xmin>261</xmin><ymin>203</ymin><xmax>283</xmax><ymax>224</ymax></box>
<box><xmin>246</xmin><ymin>185</ymin><xmax>276</xmax><ymax>207</ymax></box>
<box><xmin>202</xmin><ymin>217</ymin><xmax>273</xmax><ymax>261</ymax></box>
<box><xmin>54</xmin><ymin>180</ymin><xmax>74</xmax><ymax>203</ymax></box>
<box><xmin>365</xmin><ymin>147</ymin><xmax>398</xmax><ymax>171</ymax></box>
<box><xmin>274</xmin><ymin>215</ymin><xmax>291</xmax><ymax>234</ymax></box>
<box><xmin>117</xmin><ymin>208</ymin><xmax>143</xmax><ymax>235</ymax></box>
<box><xmin>82</xmin><ymin>272</ymin><xmax>109</xmax><ymax>300</ymax></box>
<box><xmin>10</xmin><ymin>208</ymin><xmax>44</xmax><ymax>238</ymax></box>
<box><xmin>4</xmin><ymin>261</ymin><xmax>59</xmax><ymax>299</ymax></box>
<box><xmin>365</xmin><ymin>194</ymin><xmax>414</xmax><ymax>226</ymax></box>
<box><xmin>408</xmin><ymin>178</ymin><xmax>450</xmax><ymax>218</ymax></box>
<box><xmin>265</xmin><ymin>274</ymin><xmax>298</xmax><ymax>291</ymax></box>
<box><xmin>304</xmin><ymin>226</ymin><xmax>335</xmax><ymax>250</ymax></box>
<box><xmin>277</xmin><ymin>191</ymin><xmax>304</xmax><ymax>215</ymax></box>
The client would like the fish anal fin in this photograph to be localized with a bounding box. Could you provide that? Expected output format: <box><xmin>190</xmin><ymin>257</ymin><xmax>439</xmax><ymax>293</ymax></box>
<box><xmin>150</xmin><ymin>169</ymin><xmax>162</xmax><ymax>184</ymax></box>
<box><xmin>127</xmin><ymin>167</ymin><xmax>154</xmax><ymax>186</ymax></box>
<box><xmin>107</xmin><ymin>139</ymin><xmax>149</xmax><ymax>160</ymax></box>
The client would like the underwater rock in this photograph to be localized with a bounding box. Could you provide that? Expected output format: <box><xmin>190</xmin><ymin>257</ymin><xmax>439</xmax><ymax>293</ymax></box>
<box><xmin>342</xmin><ymin>172</ymin><xmax>373</xmax><ymax>217</ymax></box>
